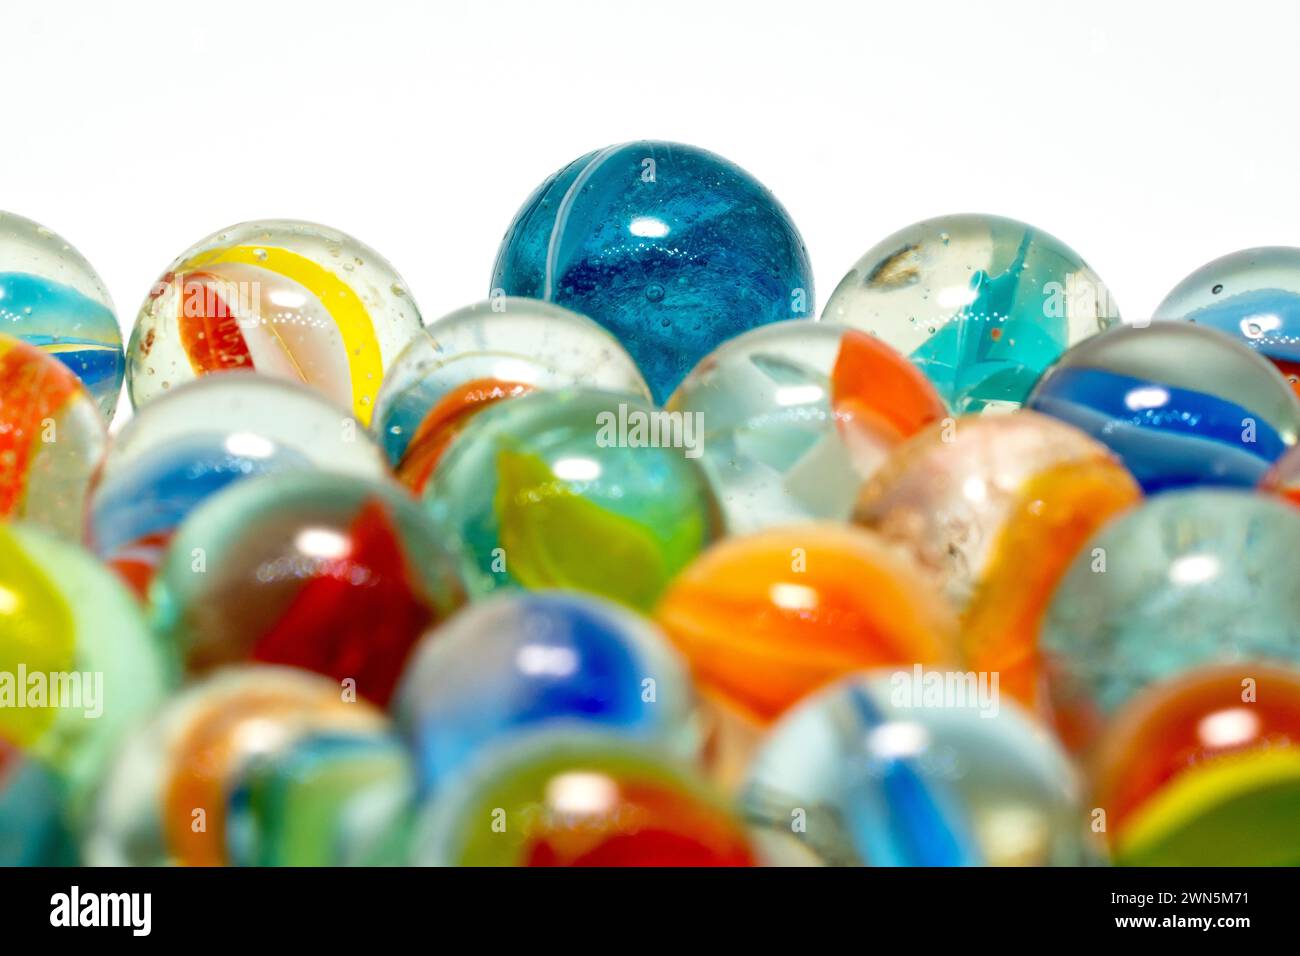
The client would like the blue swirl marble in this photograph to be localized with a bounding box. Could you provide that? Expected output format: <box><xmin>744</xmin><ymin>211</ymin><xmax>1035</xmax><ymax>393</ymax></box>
<box><xmin>392</xmin><ymin>591</ymin><xmax>699</xmax><ymax>797</ymax></box>
<box><xmin>0</xmin><ymin>271</ymin><xmax>123</xmax><ymax>417</ymax></box>
<box><xmin>89</xmin><ymin>433</ymin><xmax>311</xmax><ymax>558</ymax></box>
<box><xmin>740</xmin><ymin>672</ymin><xmax>1085</xmax><ymax>866</ymax></box>
<box><xmin>491</xmin><ymin>142</ymin><xmax>813</xmax><ymax>402</ymax></box>
<box><xmin>1031</xmin><ymin>366</ymin><xmax>1286</xmax><ymax>492</ymax></box>
<box><xmin>1028</xmin><ymin>322</ymin><xmax>1300</xmax><ymax>494</ymax></box>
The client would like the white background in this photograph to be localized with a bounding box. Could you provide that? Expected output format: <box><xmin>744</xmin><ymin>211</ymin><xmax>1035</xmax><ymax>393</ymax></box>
<box><xmin>2</xmin><ymin>0</ymin><xmax>1297</xmax><ymax>345</ymax></box>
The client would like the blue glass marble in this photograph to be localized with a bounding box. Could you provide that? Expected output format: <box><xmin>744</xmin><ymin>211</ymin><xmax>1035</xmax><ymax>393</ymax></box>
<box><xmin>1042</xmin><ymin>489</ymin><xmax>1300</xmax><ymax>734</ymax></box>
<box><xmin>490</xmin><ymin>141</ymin><xmax>814</xmax><ymax>403</ymax></box>
<box><xmin>740</xmin><ymin>671</ymin><xmax>1087</xmax><ymax>866</ymax></box>
<box><xmin>824</xmin><ymin>213</ymin><xmax>1119</xmax><ymax>413</ymax></box>
<box><xmin>0</xmin><ymin>211</ymin><xmax>123</xmax><ymax>419</ymax></box>
<box><xmin>86</xmin><ymin>374</ymin><xmax>390</xmax><ymax>595</ymax></box>
<box><xmin>392</xmin><ymin>592</ymin><xmax>701</xmax><ymax>797</ymax></box>
<box><xmin>1027</xmin><ymin>322</ymin><xmax>1300</xmax><ymax>493</ymax></box>
<box><xmin>1155</xmin><ymin>246</ymin><xmax>1300</xmax><ymax>395</ymax></box>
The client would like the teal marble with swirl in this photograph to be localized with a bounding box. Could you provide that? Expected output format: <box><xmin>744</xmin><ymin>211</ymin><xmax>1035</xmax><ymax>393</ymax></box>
<box><xmin>824</xmin><ymin>213</ymin><xmax>1118</xmax><ymax>413</ymax></box>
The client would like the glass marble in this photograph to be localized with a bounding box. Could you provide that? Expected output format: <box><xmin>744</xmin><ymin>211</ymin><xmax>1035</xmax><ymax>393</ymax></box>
<box><xmin>127</xmin><ymin>219</ymin><xmax>422</xmax><ymax>425</ymax></box>
<box><xmin>824</xmin><ymin>213</ymin><xmax>1119</xmax><ymax>413</ymax></box>
<box><xmin>151</xmin><ymin>472</ymin><xmax>466</xmax><ymax>705</ymax></box>
<box><xmin>1155</xmin><ymin>246</ymin><xmax>1300</xmax><ymax>397</ymax></box>
<box><xmin>84</xmin><ymin>667</ymin><xmax>413</xmax><ymax>866</ymax></box>
<box><xmin>667</xmin><ymin>320</ymin><xmax>946</xmax><ymax>533</ymax></box>
<box><xmin>1028</xmin><ymin>322</ymin><xmax>1300</xmax><ymax>493</ymax></box>
<box><xmin>392</xmin><ymin>591</ymin><xmax>701</xmax><ymax>797</ymax></box>
<box><xmin>373</xmin><ymin>297</ymin><xmax>650</xmax><ymax>493</ymax></box>
<box><xmin>0</xmin><ymin>333</ymin><xmax>107</xmax><ymax>541</ymax></box>
<box><xmin>741</xmin><ymin>672</ymin><xmax>1088</xmax><ymax>866</ymax></box>
<box><xmin>0</xmin><ymin>524</ymin><xmax>175</xmax><ymax>864</ymax></box>
<box><xmin>424</xmin><ymin>388</ymin><xmax>721</xmax><ymax>613</ymax></box>
<box><xmin>1042</xmin><ymin>489</ymin><xmax>1300</xmax><ymax>750</ymax></box>
<box><xmin>1091</xmin><ymin>663</ymin><xmax>1300</xmax><ymax>866</ymax></box>
<box><xmin>491</xmin><ymin>141</ymin><xmax>813</xmax><ymax>403</ymax></box>
<box><xmin>1261</xmin><ymin>443</ymin><xmax>1300</xmax><ymax>507</ymax></box>
<box><xmin>655</xmin><ymin>524</ymin><xmax>959</xmax><ymax>728</ymax></box>
<box><xmin>413</xmin><ymin>731</ymin><xmax>754</xmax><ymax>866</ymax></box>
<box><xmin>0</xmin><ymin>211</ymin><xmax>123</xmax><ymax>419</ymax></box>
<box><xmin>853</xmin><ymin>412</ymin><xmax>1141</xmax><ymax>705</ymax></box>
<box><xmin>87</xmin><ymin>373</ymin><xmax>390</xmax><ymax>598</ymax></box>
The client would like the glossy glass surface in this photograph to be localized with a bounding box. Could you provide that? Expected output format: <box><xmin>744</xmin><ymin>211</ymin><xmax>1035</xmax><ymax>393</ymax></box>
<box><xmin>667</xmin><ymin>321</ymin><xmax>945</xmax><ymax>533</ymax></box>
<box><xmin>1042</xmin><ymin>490</ymin><xmax>1300</xmax><ymax>748</ymax></box>
<box><xmin>128</xmin><ymin>219</ymin><xmax>422</xmax><ymax>424</ymax></box>
<box><xmin>825</xmin><ymin>213</ymin><xmax>1118</xmax><ymax>413</ymax></box>
<box><xmin>151</xmin><ymin>472</ymin><xmax>466</xmax><ymax>705</ymax></box>
<box><xmin>655</xmin><ymin>524</ymin><xmax>959</xmax><ymax>726</ymax></box>
<box><xmin>1091</xmin><ymin>664</ymin><xmax>1300</xmax><ymax>866</ymax></box>
<box><xmin>1155</xmin><ymin>246</ymin><xmax>1300</xmax><ymax>396</ymax></box>
<box><xmin>84</xmin><ymin>667</ymin><xmax>413</xmax><ymax>866</ymax></box>
<box><xmin>0</xmin><ymin>524</ymin><xmax>176</xmax><ymax>863</ymax></box>
<box><xmin>88</xmin><ymin>373</ymin><xmax>390</xmax><ymax>598</ymax></box>
<box><xmin>414</xmin><ymin>732</ymin><xmax>753</xmax><ymax>866</ymax></box>
<box><xmin>0</xmin><ymin>333</ymin><xmax>107</xmax><ymax>540</ymax></box>
<box><xmin>0</xmin><ymin>211</ymin><xmax>123</xmax><ymax>419</ymax></box>
<box><xmin>741</xmin><ymin>673</ymin><xmax>1087</xmax><ymax>865</ymax></box>
<box><xmin>853</xmin><ymin>412</ymin><xmax>1141</xmax><ymax>704</ymax></box>
<box><xmin>393</xmin><ymin>591</ymin><xmax>701</xmax><ymax>796</ymax></box>
<box><xmin>491</xmin><ymin>141</ymin><xmax>813</xmax><ymax>402</ymax></box>
<box><xmin>1028</xmin><ymin>322</ymin><xmax>1300</xmax><ymax>493</ymax></box>
<box><xmin>424</xmin><ymin>388</ymin><xmax>721</xmax><ymax>612</ymax></box>
<box><xmin>373</xmin><ymin>297</ymin><xmax>649</xmax><ymax>492</ymax></box>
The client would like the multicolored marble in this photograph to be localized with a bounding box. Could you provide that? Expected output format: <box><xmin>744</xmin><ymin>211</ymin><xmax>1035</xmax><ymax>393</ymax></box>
<box><xmin>413</xmin><ymin>732</ymin><xmax>754</xmax><ymax>866</ymax></box>
<box><xmin>1028</xmin><ymin>322</ymin><xmax>1300</xmax><ymax>493</ymax></box>
<box><xmin>83</xmin><ymin>667</ymin><xmax>413</xmax><ymax>866</ymax></box>
<box><xmin>1155</xmin><ymin>246</ymin><xmax>1300</xmax><ymax>397</ymax></box>
<box><xmin>1091</xmin><ymin>663</ymin><xmax>1300</xmax><ymax>866</ymax></box>
<box><xmin>127</xmin><ymin>220</ymin><xmax>422</xmax><ymax>424</ymax></box>
<box><xmin>0</xmin><ymin>524</ymin><xmax>175</xmax><ymax>864</ymax></box>
<box><xmin>824</xmin><ymin>213</ymin><xmax>1119</xmax><ymax>413</ymax></box>
<box><xmin>373</xmin><ymin>297</ymin><xmax>649</xmax><ymax>493</ymax></box>
<box><xmin>1042</xmin><ymin>489</ymin><xmax>1300</xmax><ymax>750</ymax></box>
<box><xmin>424</xmin><ymin>388</ymin><xmax>721</xmax><ymax>612</ymax></box>
<box><xmin>393</xmin><ymin>591</ymin><xmax>701</xmax><ymax>796</ymax></box>
<box><xmin>0</xmin><ymin>333</ymin><xmax>107</xmax><ymax>541</ymax></box>
<box><xmin>150</xmin><ymin>472</ymin><xmax>465</xmax><ymax>705</ymax></box>
<box><xmin>741</xmin><ymin>672</ymin><xmax>1088</xmax><ymax>865</ymax></box>
<box><xmin>87</xmin><ymin>373</ymin><xmax>390</xmax><ymax>598</ymax></box>
<box><xmin>853</xmin><ymin>412</ymin><xmax>1141</xmax><ymax>705</ymax></box>
<box><xmin>0</xmin><ymin>211</ymin><xmax>123</xmax><ymax>419</ymax></box>
<box><xmin>655</xmin><ymin>524</ymin><xmax>959</xmax><ymax>727</ymax></box>
<box><xmin>491</xmin><ymin>141</ymin><xmax>813</xmax><ymax>402</ymax></box>
<box><xmin>667</xmin><ymin>321</ymin><xmax>946</xmax><ymax>532</ymax></box>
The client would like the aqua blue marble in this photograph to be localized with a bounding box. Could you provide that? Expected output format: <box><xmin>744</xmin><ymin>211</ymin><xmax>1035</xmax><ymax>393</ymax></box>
<box><xmin>0</xmin><ymin>271</ymin><xmax>123</xmax><ymax>417</ymax></box>
<box><xmin>391</xmin><ymin>592</ymin><xmax>700</xmax><ymax>797</ymax></box>
<box><xmin>1027</xmin><ymin>322</ymin><xmax>1300</xmax><ymax>493</ymax></box>
<box><xmin>740</xmin><ymin>672</ymin><xmax>1086</xmax><ymax>866</ymax></box>
<box><xmin>491</xmin><ymin>142</ymin><xmax>813</xmax><ymax>403</ymax></box>
<box><xmin>1042</xmin><ymin>489</ymin><xmax>1300</xmax><ymax>720</ymax></box>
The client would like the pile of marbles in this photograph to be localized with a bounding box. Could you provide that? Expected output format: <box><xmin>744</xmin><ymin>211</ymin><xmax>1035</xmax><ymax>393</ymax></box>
<box><xmin>3</xmin><ymin>142</ymin><xmax>1300</xmax><ymax>868</ymax></box>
